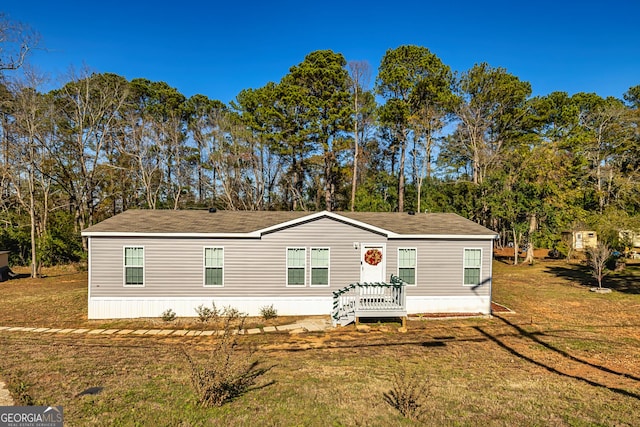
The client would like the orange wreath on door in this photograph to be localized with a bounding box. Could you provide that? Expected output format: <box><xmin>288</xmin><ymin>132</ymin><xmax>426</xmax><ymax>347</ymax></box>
<box><xmin>364</xmin><ymin>249</ymin><xmax>383</xmax><ymax>266</ymax></box>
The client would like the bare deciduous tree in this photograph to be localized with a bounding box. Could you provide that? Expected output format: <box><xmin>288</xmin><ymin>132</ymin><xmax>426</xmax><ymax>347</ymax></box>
<box><xmin>587</xmin><ymin>242</ymin><xmax>612</xmax><ymax>289</ymax></box>
<box><xmin>6</xmin><ymin>70</ymin><xmax>50</xmax><ymax>277</ymax></box>
<box><xmin>51</xmin><ymin>69</ymin><xmax>129</xmax><ymax>240</ymax></box>
<box><xmin>348</xmin><ymin>60</ymin><xmax>371</xmax><ymax>211</ymax></box>
<box><xmin>0</xmin><ymin>13</ymin><xmax>39</xmax><ymax>72</ymax></box>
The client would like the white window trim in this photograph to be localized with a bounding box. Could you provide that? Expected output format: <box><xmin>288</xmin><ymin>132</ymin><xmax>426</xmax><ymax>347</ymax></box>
<box><xmin>286</xmin><ymin>247</ymin><xmax>306</xmax><ymax>287</ymax></box>
<box><xmin>123</xmin><ymin>246</ymin><xmax>145</xmax><ymax>287</ymax></box>
<box><xmin>463</xmin><ymin>247</ymin><xmax>482</xmax><ymax>287</ymax></box>
<box><xmin>397</xmin><ymin>247</ymin><xmax>417</xmax><ymax>286</ymax></box>
<box><xmin>310</xmin><ymin>247</ymin><xmax>330</xmax><ymax>287</ymax></box>
<box><xmin>203</xmin><ymin>246</ymin><xmax>224</xmax><ymax>287</ymax></box>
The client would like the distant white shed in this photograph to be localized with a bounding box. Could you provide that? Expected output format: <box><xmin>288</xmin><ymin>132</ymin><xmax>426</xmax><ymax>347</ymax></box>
<box><xmin>619</xmin><ymin>230</ymin><xmax>640</xmax><ymax>248</ymax></box>
<box><xmin>562</xmin><ymin>230</ymin><xmax>597</xmax><ymax>251</ymax></box>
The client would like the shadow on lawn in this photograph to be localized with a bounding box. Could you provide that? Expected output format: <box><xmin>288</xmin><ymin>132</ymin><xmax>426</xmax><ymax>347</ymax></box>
<box><xmin>475</xmin><ymin>314</ymin><xmax>640</xmax><ymax>401</ymax></box>
<box><xmin>544</xmin><ymin>263</ymin><xmax>640</xmax><ymax>294</ymax></box>
<box><xmin>2</xmin><ymin>270</ymin><xmax>84</xmax><ymax>281</ymax></box>
<box><xmin>7</xmin><ymin>273</ymin><xmax>31</xmax><ymax>280</ymax></box>
<box><xmin>265</xmin><ymin>334</ymin><xmax>500</xmax><ymax>353</ymax></box>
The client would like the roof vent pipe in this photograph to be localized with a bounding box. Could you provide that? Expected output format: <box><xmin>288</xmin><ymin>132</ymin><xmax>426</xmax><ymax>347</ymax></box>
<box><xmin>208</xmin><ymin>208</ymin><xmax>217</xmax><ymax>213</ymax></box>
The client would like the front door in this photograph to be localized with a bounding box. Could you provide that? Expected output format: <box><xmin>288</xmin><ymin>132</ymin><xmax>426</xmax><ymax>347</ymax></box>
<box><xmin>361</xmin><ymin>244</ymin><xmax>385</xmax><ymax>283</ymax></box>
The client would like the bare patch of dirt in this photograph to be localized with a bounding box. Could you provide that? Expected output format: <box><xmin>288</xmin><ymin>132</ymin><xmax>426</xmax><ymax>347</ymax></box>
<box><xmin>409</xmin><ymin>302</ymin><xmax>512</xmax><ymax>318</ymax></box>
<box><xmin>494</xmin><ymin>247</ymin><xmax>554</xmax><ymax>262</ymax></box>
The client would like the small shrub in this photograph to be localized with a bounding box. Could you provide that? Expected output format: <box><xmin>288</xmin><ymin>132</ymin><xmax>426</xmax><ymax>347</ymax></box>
<box><xmin>7</xmin><ymin>372</ymin><xmax>35</xmax><ymax>406</ymax></box>
<box><xmin>260</xmin><ymin>304</ymin><xmax>278</xmax><ymax>320</ymax></box>
<box><xmin>161</xmin><ymin>308</ymin><xmax>176</xmax><ymax>322</ymax></box>
<box><xmin>12</xmin><ymin>381</ymin><xmax>34</xmax><ymax>406</ymax></box>
<box><xmin>555</xmin><ymin>240</ymin><xmax>571</xmax><ymax>259</ymax></box>
<box><xmin>183</xmin><ymin>311</ymin><xmax>274</xmax><ymax>407</ymax></box>
<box><xmin>548</xmin><ymin>248</ymin><xmax>560</xmax><ymax>259</ymax></box>
<box><xmin>195</xmin><ymin>302</ymin><xmax>219</xmax><ymax>323</ymax></box>
<box><xmin>383</xmin><ymin>368</ymin><xmax>429</xmax><ymax>421</ymax></box>
<box><xmin>221</xmin><ymin>306</ymin><xmax>245</xmax><ymax>318</ymax></box>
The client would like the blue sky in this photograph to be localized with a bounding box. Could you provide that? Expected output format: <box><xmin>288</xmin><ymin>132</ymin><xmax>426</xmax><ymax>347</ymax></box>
<box><xmin>4</xmin><ymin>1</ymin><xmax>639</xmax><ymax>104</ymax></box>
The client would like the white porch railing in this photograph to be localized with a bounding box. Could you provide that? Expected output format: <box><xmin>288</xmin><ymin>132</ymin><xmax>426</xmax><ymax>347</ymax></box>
<box><xmin>332</xmin><ymin>275</ymin><xmax>407</xmax><ymax>326</ymax></box>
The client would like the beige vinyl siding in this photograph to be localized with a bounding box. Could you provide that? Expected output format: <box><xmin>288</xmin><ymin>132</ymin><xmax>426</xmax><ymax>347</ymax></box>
<box><xmin>91</xmin><ymin>217</ymin><xmax>379</xmax><ymax>298</ymax></box>
<box><xmin>89</xmin><ymin>217</ymin><xmax>493</xmax><ymax>299</ymax></box>
<box><xmin>386</xmin><ymin>239</ymin><xmax>493</xmax><ymax>297</ymax></box>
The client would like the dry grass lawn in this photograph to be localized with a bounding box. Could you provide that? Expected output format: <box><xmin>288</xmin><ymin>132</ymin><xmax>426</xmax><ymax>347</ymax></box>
<box><xmin>0</xmin><ymin>259</ymin><xmax>639</xmax><ymax>426</ymax></box>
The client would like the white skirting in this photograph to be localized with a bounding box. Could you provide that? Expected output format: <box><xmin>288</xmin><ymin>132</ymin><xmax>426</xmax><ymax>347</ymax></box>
<box><xmin>88</xmin><ymin>295</ymin><xmax>491</xmax><ymax>319</ymax></box>
<box><xmin>88</xmin><ymin>296</ymin><xmax>333</xmax><ymax>319</ymax></box>
<box><xmin>406</xmin><ymin>295</ymin><xmax>491</xmax><ymax>315</ymax></box>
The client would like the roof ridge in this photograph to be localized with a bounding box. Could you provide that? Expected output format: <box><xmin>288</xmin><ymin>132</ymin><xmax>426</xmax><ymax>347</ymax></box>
<box><xmin>82</xmin><ymin>209</ymin><xmax>497</xmax><ymax>237</ymax></box>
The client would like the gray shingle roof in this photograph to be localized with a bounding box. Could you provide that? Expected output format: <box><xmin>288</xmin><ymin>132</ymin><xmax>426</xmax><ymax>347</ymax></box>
<box><xmin>82</xmin><ymin>209</ymin><xmax>496</xmax><ymax>237</ymax></box>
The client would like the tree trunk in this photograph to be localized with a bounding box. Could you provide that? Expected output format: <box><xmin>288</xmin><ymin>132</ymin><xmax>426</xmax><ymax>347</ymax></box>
<box><xmin>29</xmin><ymin>177</ymin><xmax>37</xmax><ymax>278</ymax></box>
<box><xmin>596</xmin><ymin>161</ymin><xmax>604</xmax><ymax>214</ymax></box>
<box><xmin>291</xmin><ymin>155</ymin><xmax>303</xmax><ymax>211</ymax></box>
<box><xmin>39</xmin><ymin>179</ymin><xmax>50</xmax><ymax>277</ymax></box>
<box><xmin>420</xmin><ymin>133</ymin><xmax>434</xmax><ymax>213</ymax></box>
<box><xmin>324</xmin><ymin>151</ymin><xmax>333</xmax><ymax>211</ymax></box>
<box><xmin>416</xmin><ymin>177</ymin><xmax>422</xmax><ymax>214</ymax></box>
<box><xmin>197</xmin><ymin>138</ymin><xmax>204</xmax><ymax>204</ymax></box>
<box><xmin>350</xmin><ymin>106</ymin><xmax>359</xmax><ymax>212</ymax></box>
<box><xmin>512</xmin><ymin>228</ymin><xmax>520</xmax><ymax>266</ymax></box>
<box><xmin>398</xmin><ymin>132</ymin><xmax>407</xmax><ymax>212</ymax></box>
<box><xmin>472</xmin><ymin>143</ymin><xmax>480</xmax><ymax>185</ymax></box>
<box><xmin>524</xmin><ymin>213</ymin><xmax>537</xmax><ymax>265</ymax></box>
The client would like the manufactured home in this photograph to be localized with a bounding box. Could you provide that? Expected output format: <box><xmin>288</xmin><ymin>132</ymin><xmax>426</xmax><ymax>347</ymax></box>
<box><xmin>619</xmin><ymin>230</ymin><xmax>640</xmax><ymax>249</ymax></box>
<box><xmin>82</xmin><ymin>210</ymin><xmax>498</xmax><ymax>322</ymax></box>
<box><xmin>562</xmin><ymin>230</ymin><xmax>598</xmax><ymax>251</ymax></box>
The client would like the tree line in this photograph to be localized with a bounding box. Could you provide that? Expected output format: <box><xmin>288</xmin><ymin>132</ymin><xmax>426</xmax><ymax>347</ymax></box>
<box><xmin>1</xmin><ymin>15</ymin><xmax>639</xmax><ymax>275</ymax></box>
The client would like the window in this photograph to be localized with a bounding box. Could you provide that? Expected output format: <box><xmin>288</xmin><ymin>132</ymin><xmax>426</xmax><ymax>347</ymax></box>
<box><xmin>204</xmin><ymin>247</ymin><xmax>224</xmax><ymax>286</ymax></box>
<box><xmin>287</xmin><ymin>248</ymin><xmax>306</xmax><ymax>286</ymax></box>
<box><xmin>398</xmin><ymin>248</ymin><xmax>416</xmax><ymax>285</ymax></box>
<box><xmin>124</xmin><ymin>247</ymin><xmax>144</xmax><ymax>286</ymax></box>
<box><xmin>463</xmin><ymin>248</ymin><xmax>482</xmax><ymax>286</ymax></box>
<box><xmin>310</xmin><ymin>248</ymin><xmax>329</xmax><ymax>286</ymax></box>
